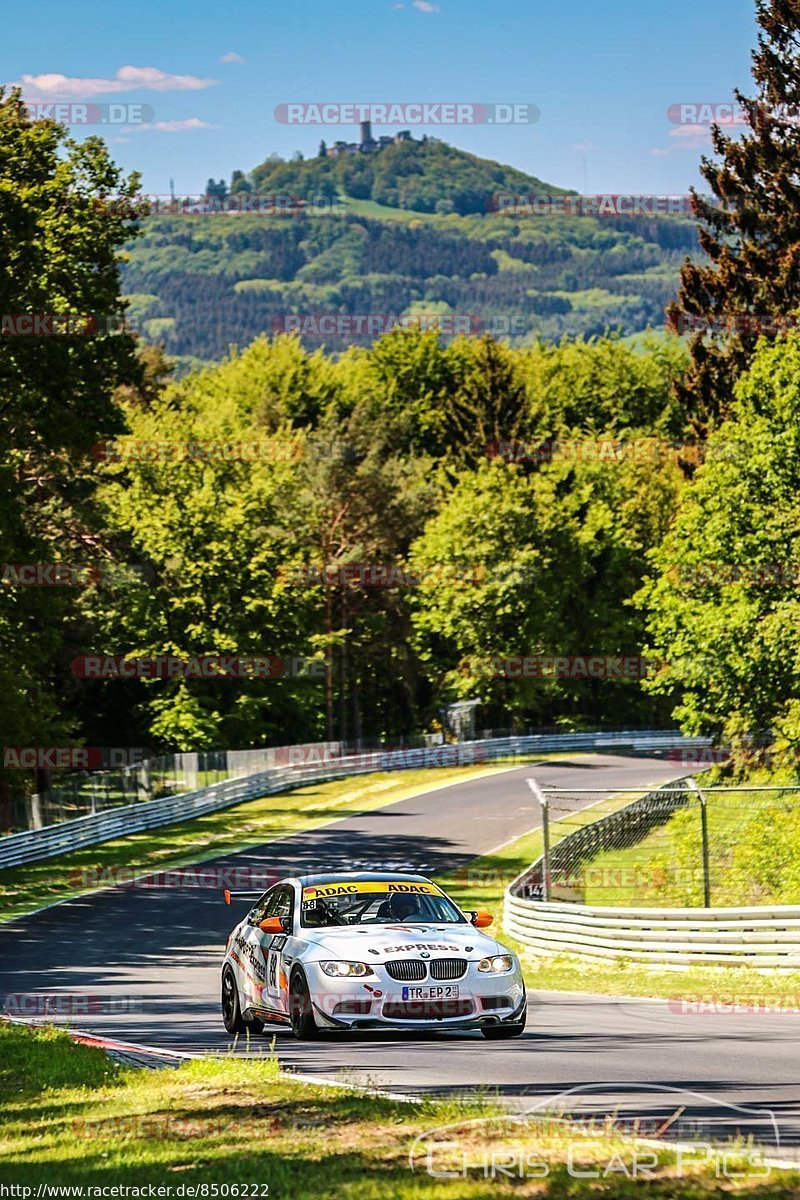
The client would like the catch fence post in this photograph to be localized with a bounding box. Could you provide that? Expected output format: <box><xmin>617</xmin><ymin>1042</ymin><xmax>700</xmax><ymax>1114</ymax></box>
<box><xmin>688</xmin><ymin>777</ymin><xmax>711</xmax><ymax>907</ymax></box>
<box><xmin>527</xmin><ymin>778</ymin><xmax>551</xmax><ymax>901</ymax></box>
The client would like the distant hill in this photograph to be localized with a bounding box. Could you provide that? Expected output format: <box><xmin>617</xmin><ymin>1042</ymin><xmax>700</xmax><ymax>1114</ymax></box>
<box><xmin>248</xmin><ymin>137</ymin><xmax>563</xmax><ymax>216</ymax></box>
<box><xmin>121</xmin><ymin>138</ymin><xmax>700</xmax><ymax>366</ymax></box>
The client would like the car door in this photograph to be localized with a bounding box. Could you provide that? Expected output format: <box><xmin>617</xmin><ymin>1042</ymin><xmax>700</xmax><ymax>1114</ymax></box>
<box><xmin>260</xmin><ymin>885</ymin><xmax>294</xmax><ymax>1017</ymax></box>
<box><xmin>232</xmin><ymin>888</ymin><xmax>277</xmax><ymax>1013</ymax></box>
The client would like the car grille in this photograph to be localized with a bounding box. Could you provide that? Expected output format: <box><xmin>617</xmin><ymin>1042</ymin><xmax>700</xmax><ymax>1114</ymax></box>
<box><xmin>430</xmin><ymin>958</ymin><xmax>467</xmax><ymax>980</ymax></box>
<box><xmin>480</xmin><ymin>995</ymin><xmax>512</xmax><ymax>1010</ymax></box>
<box><xmin>385</xmin><ymin>959</ymin><xmax>427</xmax><ymax>981</ymax></box>
<box><xmin>383</xmin><ymin>1000</ymin><xmax>473</xmax><ymax>1020</ymax></box>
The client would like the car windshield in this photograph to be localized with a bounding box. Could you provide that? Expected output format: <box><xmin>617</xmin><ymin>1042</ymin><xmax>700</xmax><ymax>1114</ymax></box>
<box><xmin>300</xmin><ymin>882</ymin><xmax>466</xmax><ymax>928</ymax></box>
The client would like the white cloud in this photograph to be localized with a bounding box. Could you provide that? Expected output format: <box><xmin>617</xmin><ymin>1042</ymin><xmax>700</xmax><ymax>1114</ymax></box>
<box><xmin>18</xmin><ymin>66</ymin><xmax>218</xmax><ymax>100</ymax></box>
<box><xmin>669</xmin><ymin>123</ymin><xmax>712</xmax><ymax>148</ymax></box>
<box><xmin>152</xmin><ymin>117</ymin><xmax>217</xmax><ymax>132</ymax></box>
<box><xmin>572</xmin><ymin>141</ymin><xmax>593</xmax><ymax>153</ymax></box>
<box><xmin>220</xmin><ymin>51</ymin><xmax>246</xmax><ymax>64</ymax></box>
<box><xmin>412</xmin><ymin>0</ymin><xmax>440</xmax><ymax>10</ymax></box>
<box><xmin>649</xmin><ymin>124</ymin><xmax>713</xmax><ymax>157</ymax></box>
<box><xmin>123</xmin><ymin>117</ymin><xmax>219</xmax><ymax>133</ymax></box>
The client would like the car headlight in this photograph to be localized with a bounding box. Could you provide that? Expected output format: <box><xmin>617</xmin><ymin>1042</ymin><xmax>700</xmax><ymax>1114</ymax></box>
<box><xmin>477</xmin><ymin>954</ymin><xmax>515</xmax><ymax>974</ymax></box>
<box><xmin>319</xmin><ymin>961</ymin><xmax>374</xmax><ymax>977</ymax></box>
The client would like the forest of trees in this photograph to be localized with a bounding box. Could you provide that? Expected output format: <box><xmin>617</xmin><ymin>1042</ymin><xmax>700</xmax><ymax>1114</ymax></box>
<box><xmin>3</xmin><ymin>0</ymin><xmax>800</xmax><ymax>821</ymax></box>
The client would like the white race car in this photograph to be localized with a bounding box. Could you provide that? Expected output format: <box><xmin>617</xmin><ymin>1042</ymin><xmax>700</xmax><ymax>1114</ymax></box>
<box><xmin>221</xmin><ymin>871</ymin><xmax>527</xmax><ymax>1039</ymax></box>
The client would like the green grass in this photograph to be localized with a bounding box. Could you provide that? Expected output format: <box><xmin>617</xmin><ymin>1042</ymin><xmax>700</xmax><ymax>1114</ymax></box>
<box><xmin>340</xmin><ymin>196</ymin><xmax>436</xmax><ymax>223</ymax></box>
<box><xmin>1</xmin><ymin>1021</ymin><xmax>796</xmax><ymax>1196</ymax></box>
<box><xmin>0</xmin><ymin>763</ymin><xmax>512</xmax><ymax>923</ymax></box>
<box><xmin>578</xmin><ymin>766</ymin><xmax>800</xmax><ymax>908</ymax></box>
<box><xmin>437</xmin><ymin>782</ymin><xmax>800</xmax><ymax>1004</ymax></box>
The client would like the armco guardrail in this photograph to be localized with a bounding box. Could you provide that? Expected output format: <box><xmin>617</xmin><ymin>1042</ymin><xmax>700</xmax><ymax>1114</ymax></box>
<box><xmin>0</xmin><ymin>729</ymin><xmax>709</xmax><ymax>871</ymax></box>
<box><xmin>504</xmin><ymin>894</ymin><xmax>800</xmax><ymax>966</ymax></box>
<box><xmin>504</xmin><ymin>777</ymin><xmax>800</xmax><ymax>966</ymax></box>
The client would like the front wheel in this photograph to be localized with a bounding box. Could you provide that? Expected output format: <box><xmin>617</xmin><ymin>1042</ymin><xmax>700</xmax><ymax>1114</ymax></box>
<box><xmin>481</xmin><ymin>994</ymin><xmax>527</xmax><ymax>1039</ymax></box>
<box><xmin>289</xmin><ymin>969</ymin><xmax>318</xmax><ymax>1039</ymax></box>
<box><xmin>481</xmin><ymin>1020</ymin><xmax>526</xmax><ymax>1039</ymax></box>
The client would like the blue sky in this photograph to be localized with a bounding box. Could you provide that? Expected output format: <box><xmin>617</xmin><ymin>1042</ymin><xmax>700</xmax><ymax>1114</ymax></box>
<box><xmin>3</xmin><ymin>0</ymin><xmax>758</xmax><ymax>195</ymax></box>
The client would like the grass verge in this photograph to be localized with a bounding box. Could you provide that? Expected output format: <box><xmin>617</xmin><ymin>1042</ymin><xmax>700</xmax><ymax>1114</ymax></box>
<box><xmin>0</xmin><ymin>763</ymin><xmax>513</xmax><ymax>923</ymax></box>
<box><xmin>1</xmin><ymin>1021</ymin><xmax>796</xmax><ymax>1196</ymax></box>
<box><xmin>579</xmin><ymin>765</ymin><xmax>800</xmax><ymax>908</ymax></box>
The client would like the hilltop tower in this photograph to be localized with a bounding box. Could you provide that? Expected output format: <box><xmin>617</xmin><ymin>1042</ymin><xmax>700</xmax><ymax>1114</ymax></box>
<box><xmin>359</xmin><ymin>120</ymin><xmax>376</xmax><ymax>150</ymax></box>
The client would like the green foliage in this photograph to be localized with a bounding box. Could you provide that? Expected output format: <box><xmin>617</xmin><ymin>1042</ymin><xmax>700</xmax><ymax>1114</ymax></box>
<box><xmin>0</xmin><ymin>88</ymin><xmax>142</xmax><ymax>824</ymax></box>
<box><xmin>122</xmin><ymin>140</ymin><xmax>699</xmax><ymax>363</ymax></box>
<box><xmin>85</xmin><ymin>329</ymin><xmax>685</xmax><ymax>751</ymax></box>
<box><xmin>639</xmin><ymin>331</ymin><xmax>800</xmax><ymax>744</ymax></box>
<box><xmin>670</xmin><ymin>0</ymin><xmax>800</xmax><ymax>425</ymax></box>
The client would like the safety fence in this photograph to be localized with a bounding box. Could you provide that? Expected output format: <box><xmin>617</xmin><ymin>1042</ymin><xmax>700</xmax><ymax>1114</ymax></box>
<box><xmin>506</xmin><ymin>777</ymin><xmax>800</xmax><ymax>965</ymax></box>
<box><xmin>17</xmin><ymin>743</ymin><xmax>343</xmax><ymax>831</ymax></box>
<box><xmin>0</xmin><ymin>729</ymin><xmax>708</xmax><ymax>870</ymax></box>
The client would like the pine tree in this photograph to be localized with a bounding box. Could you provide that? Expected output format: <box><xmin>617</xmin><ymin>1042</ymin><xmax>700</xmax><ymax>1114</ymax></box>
<box><xmin>669</xmin><ymin>0</ymin><xmax>800</xmax><ymax>428</ymax></box>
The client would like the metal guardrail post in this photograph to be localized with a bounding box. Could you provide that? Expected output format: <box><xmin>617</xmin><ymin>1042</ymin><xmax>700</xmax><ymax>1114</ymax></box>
<box><xmin>527</xmin><ymin>778</ymin><xmax>550</xmax><ymax>901</ymax></box>
<box><xmin>688</xmin><ymin>777</ymin><xmax>711</xmax><ymax>907</ymax></box>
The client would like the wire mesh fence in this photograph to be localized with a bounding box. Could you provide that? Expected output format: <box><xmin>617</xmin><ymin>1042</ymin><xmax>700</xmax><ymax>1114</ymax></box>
<box><xmin>516</xmin><ymin>780</ymin><xmax>800</xmax><ymax>908</ymax></box>
<box><xmin>8</xmin><ymin>725</ymin><xmax>694</xmax><ymax>833</ymax></box>
<box><xmin>16</xmin><ymin>744</ymin><xmax>341</xmax><ymax>832</ymax></box>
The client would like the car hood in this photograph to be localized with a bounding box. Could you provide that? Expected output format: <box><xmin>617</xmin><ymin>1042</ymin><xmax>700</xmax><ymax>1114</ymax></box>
<box><xmin>300</xmin><ymin>922</ymin><xmax>504</xmax><ymax>961</ymax></box>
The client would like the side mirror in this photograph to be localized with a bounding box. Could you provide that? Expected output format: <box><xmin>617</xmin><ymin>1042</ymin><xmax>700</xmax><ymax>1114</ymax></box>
<box><xmin>470</xmin><ymin>910</ymin><xmax>493</xmax><ymax>928</ymax></box>
<box><xmin>259</xmin><ymin>916</ymin><xmax>285</xmax><ymax>934</ymax></box>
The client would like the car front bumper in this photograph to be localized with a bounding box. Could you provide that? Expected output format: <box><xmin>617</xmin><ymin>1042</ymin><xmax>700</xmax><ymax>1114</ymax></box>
<box><xmin>303</xmin><ymin>960</ymin><xmax>526</xmax><ymax>1031</ymax></box>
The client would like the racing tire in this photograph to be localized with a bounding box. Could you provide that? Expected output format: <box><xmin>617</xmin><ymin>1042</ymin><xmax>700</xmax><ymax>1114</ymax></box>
<box><xmin>221</xmin><ymin>966</ymin><xmax>265</xmax><ymax>1035</ymax></box>
<box><xmin>481</xmin><ymin>993</ymin><xmax>527</xmax><ymax>1039</ymax></box>
<box><xmin>481</xmin><ymin>1020</ymin><xmax>526</xmax><ymax>1039</ymax></box>
<box><xmin>289</xmin><ymin>969</ymin><xmax>319</xmax><ymax>1039</ymax></box>
<box><xmin>221</xmin><ymin>964</ymin><xmax>247</xmax><ymax>1035</ymax></box>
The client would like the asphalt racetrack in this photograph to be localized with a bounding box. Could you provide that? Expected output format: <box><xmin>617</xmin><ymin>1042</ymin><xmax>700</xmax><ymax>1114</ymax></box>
<box><xmin>2</xmin><ymin>753</ymin><xmax>799</xmax><ymax>1150</ymax></box>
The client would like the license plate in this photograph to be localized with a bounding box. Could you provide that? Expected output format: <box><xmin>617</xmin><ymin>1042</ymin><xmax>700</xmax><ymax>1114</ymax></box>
<box><xmin>401</xmin><ymin>985</ymin><xmax>459</xmax><ymax>1000</ymax></box>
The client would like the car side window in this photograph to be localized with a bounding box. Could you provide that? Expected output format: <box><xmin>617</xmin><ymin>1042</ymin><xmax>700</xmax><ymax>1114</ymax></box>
<box><xmin>272</xmin><ymin>886</ymin><xmax>294</xmax><ymax>925</ymax></box>
<box><xmin>248</xmin><ymin>889</ymin><xmax>276</xmax><ymax>924</ymax></box>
